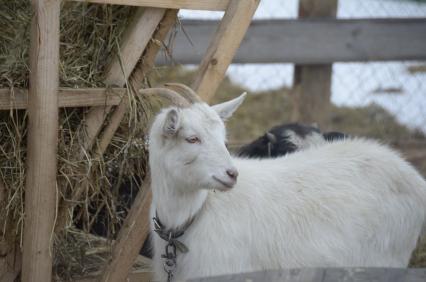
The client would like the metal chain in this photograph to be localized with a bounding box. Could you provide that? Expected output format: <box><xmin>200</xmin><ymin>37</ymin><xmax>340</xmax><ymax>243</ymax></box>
<box><xmin>153</xmin><ymin>213</ymin><xmax>195</xmax><ymax>282</ymax></box>
<box><xmin>162</xmin><ymin>233</ymin><xmax>177</xmax><ymax>282</ymax></box>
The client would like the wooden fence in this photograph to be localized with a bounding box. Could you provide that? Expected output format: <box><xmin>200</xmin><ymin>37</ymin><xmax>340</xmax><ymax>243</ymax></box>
<box><xmin>156</xmin><ymin>0</ymin><xmax>426</xmax><ymax>127</ymax></box>
<box><xmin>158</xmin><ymin>18</ymin><xmax>426</xmax><ymax>64</ymax></box>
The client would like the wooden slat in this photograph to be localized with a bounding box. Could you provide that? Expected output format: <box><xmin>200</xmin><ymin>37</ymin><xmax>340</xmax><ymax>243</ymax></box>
<box><xmin>292</xmin><ymin>0</ymin><xmax>337</xmax><ymax>128</ymax></box>
<box><xmin>83</xmin><ymin>7</ymin><xmax>165</xmax><ymax>152</ymax></box>
<box><xmin>69</xmin><ymin>0</ymin><xmax>229</xmax><ymax>11</ymax></box>
<box><xmin>192</xmin><ymin>0</ymin><xmax>260</xmax><ymax>102</ymax></box>
<box><xmin>156</xmin><ymin>18</ymin><xmax>426</xmax><ymax>64</ymax></box>
<box><xmin>0</xmin><ymin>88</ymin><xmax>125</xmax><ymax>109</ymax></box>
<box><xmin>188</xmin><ymin>268</ymin><xmax>426</xmax><ymax>282</ymax></box>
<box><xmin>100</xmin><ymin>179</ymin><xmax>153</xmax><ymax>282</ymax></box>
<box><xmin>22</xmin><ymin>0</ymin><xmax>60</xmax><ymax>281</ymax></box>
<box><xmin>96</xmin><ymin>9</ymin><xmax>178</xmax><ymax>157</ymax></box>
<box><xmin>98</xmin><ymin>10</ymin><xmax>178</xmax><ymax>282</ymax></box>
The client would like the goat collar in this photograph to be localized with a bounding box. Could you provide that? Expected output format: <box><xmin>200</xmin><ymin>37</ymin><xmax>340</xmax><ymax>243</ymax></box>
<box><xmin>152</xmin><ymin>211</ymin><xmax>195</xmax><ymax>253</ymax></box>
<box><xmin>153</xmin><ymin>210</ymin><xmax>199</xmax><ymax>282</ymax></box>
<box><xmin>153</xmin><ymin>202</ymin><xmax>205</xmax><ymax>281</ymax></box>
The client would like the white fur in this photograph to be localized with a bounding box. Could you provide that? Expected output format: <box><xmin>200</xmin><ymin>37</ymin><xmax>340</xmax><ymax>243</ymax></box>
<box><xmin>149</xmin><ymin>98</ymin><xmax>426</xmax><ymax>281</ymax></box>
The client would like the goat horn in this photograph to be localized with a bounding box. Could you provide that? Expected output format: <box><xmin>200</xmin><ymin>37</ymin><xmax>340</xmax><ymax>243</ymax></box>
<box><xmin>139</xmin><ymin>87</ymin><xmax>190</xmax><ymax>107</ymax></box>
<box><xmin>164</xmin><ymin>83</ymin><xmax>202</xmax><ymax>104</ymax></box>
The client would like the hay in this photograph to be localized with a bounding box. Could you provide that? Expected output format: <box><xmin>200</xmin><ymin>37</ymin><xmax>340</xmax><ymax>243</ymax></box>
<box><xmin>0</xmin><ymin>0</ymin><xmax>135</xmax><ymax>88</ymax></box>
<box><xmin>53</xmin><ymin>228</ymin><xmax>151</xmax><ymax>281</ymax></box>
<box><xmin>0</xmin><ymin>0</ymin><xmax>157</xmax><ymax>279</ymax></box>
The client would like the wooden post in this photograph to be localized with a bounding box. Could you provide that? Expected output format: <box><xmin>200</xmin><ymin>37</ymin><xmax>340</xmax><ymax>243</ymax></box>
<box><xmin>292</xmin><ymin>0</ymin><xmax>338</xmax><ymax>128</ymax></box>
<box><xmin>192</xmin><ymin>0</ymin><xmax>260</xmax><ymax>102</ymax></box>
<box><xmin>22</xmin><ymin>0</ymin><xmax>60</xmax><ymax>281</ymax></box>
<box><xmin>99</xmin><ymin>179</ymin><xmax>152</xmax><ymax>282</ymax></box>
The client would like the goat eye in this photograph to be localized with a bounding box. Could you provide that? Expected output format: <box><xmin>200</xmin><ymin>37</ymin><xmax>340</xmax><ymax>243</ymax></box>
<box><xmin>185</xmin><ymin>136</ymin><xmax>200</xmax><ymax>144</ymax></box>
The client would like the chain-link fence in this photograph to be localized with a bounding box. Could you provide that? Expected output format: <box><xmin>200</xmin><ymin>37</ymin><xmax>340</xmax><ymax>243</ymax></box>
<box><xmin>178</xmin><ymin>0</ymin><xmax>426</xmax><ymax>139</ymax></box>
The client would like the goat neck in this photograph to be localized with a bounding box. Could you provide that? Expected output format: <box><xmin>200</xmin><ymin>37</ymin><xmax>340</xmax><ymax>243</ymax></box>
<box><xmin>150</xmin><ymin>165</ymin><xmax>208</xmax><ymax>230</ymax></box>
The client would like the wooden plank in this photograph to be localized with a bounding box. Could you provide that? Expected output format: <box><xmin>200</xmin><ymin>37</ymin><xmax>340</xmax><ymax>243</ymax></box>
<box><xmin>99</xmin><ymin>179</ymin><xmax>153</xmax><ymax>282</ymax></box>
<box><xmin>156</xmin><ymin>18</ymin><xmax>426</xmax><ymax>64</ymax></box>
<box><xmin>97</xmin><ymin>11</ymin><xmax>178</xmax><ymax>282</ymax></box>
<box><xmin>22</xmin><ymin>0</ymin><xmax>60</xmax><ymax>281</ymax></box>
<box><xmin>83</xmin><ymin>7</ymin><xmax>165</xmax><ymax>152</ymax></box>
<box><xmin>96</xmin><ymin>9</ymin><xmax>178</xmax><ymax>157</ymax></box>
<box><xmin>69</xmin><ymin>0</ymin><xmax>229</xmax><ymax>11</ymax></box>
<box><xmin>192</xmin><ymin>0</ymin><xmax>260</xmax><ymax>102</ymax></box>
<box><xmin>189</xmin><ymin>268</ymin><xmax>426</xmax><ymax>282</ymax></box>
<box><xmin>0</xmin><ymin>88</ymin><xmax>125</xmax><ymax>109</ymax></box>
<box><xmin>292</xmin><ymin>0</ymin><xmax>338</xmax><ymax>128</ymax></box>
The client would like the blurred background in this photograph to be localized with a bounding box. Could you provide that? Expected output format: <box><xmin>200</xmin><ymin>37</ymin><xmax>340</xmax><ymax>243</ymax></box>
<box><xmin>150</xmin><ymin>0</ymin><xmax>426</xmax><ymax>177</ymax></box>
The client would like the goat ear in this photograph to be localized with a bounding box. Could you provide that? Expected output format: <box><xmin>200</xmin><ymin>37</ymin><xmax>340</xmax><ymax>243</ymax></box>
<box><xmin>163</xmin><ymin>108</ymin><xmax>180</xmax><ymax>137</ymax></box>
<box><xmin>212</xmin><ymin>92</ymin><xmax>247</xmax><ymax>121</ymax></box>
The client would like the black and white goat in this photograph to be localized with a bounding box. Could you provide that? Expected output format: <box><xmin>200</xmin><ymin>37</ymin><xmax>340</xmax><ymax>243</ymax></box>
<box><xmin>238</xmin><ymin>123</ymin><xmax>347</xmax><ymax>158</ymax></box>
<box><xmin>144</xmin><ymin>84</ymin><xmax>426</xmax><ymax>281</ymax></box>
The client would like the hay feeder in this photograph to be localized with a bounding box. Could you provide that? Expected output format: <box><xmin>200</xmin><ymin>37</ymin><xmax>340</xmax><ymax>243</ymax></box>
<box><xmin>0</xmin><ymin>0</ymin><xmax>259</xmax><ymax>281</ymax></box>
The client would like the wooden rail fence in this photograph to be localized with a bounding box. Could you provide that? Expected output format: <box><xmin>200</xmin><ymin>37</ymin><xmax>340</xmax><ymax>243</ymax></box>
<box><xmin>157</xmin><ymin>18</ymin><xmax>426</xmax><ymax>64</ymax></box>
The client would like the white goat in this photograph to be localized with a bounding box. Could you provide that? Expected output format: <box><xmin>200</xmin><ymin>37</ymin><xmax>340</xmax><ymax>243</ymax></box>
<box><xmin>144</xmin><ymin>85</ymin><xmax>426</xmax><ymax>281</ymax></box>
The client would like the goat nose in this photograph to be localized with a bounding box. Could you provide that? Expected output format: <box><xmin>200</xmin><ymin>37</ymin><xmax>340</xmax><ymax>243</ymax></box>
<box><xmin>226</xmin><ymin>168</ymin><xmax>239</xmax><ymax>180</ymax></box>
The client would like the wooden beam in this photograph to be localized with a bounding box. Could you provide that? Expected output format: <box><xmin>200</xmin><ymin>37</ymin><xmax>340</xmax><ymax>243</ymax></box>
<box><xmin>0</xmin><ymin>88</ymin><xmax>125</xmax><ymax>110</ymax></box>
<box><xmin>292</xmin><ymin>0</ymin><xmax>338</xmax><ymax>128</ymax></box>
<box><xmin>22</xmin><ymin>0</ymin><xmax>60</xmax><ymax>281</ymax></box>
<box><xmin>192</xmin><ymin>0</ymin><xmax>260</xmax><ymax>102</ymax></box>
<box><xmin>83</xmin><ymin>8</ymin><xmax>165</xmax><ymax>152</ymax></box>
<box><xmin>69</xmin><ymin>0</ymin><xmax>229</xmax><ymax>11</ymax></box>
<box><xmin>98</xmin><ymin>10</ymin><xmax>178</xmax><ymax>282</ymax></box>
<box><xmin>99</xmin><ymin>179</ymin><xmax>153</xmax><ymax>282</ymax></box>
<box><xmin>156</xmin><ymin>18</ymin><xmax>426</xmax><ymax>64</ymax></box>
<box><xmin>96</xmin><ymin>9</ymin><xmax>178</xmax><ymax>157</ymax></box>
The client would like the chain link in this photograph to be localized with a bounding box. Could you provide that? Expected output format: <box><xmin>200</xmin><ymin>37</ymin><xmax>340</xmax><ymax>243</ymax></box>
<box><xmin>162</xmin><ymin>238</ymin><xmax>177</xmax><ymax>282</ymax></box>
